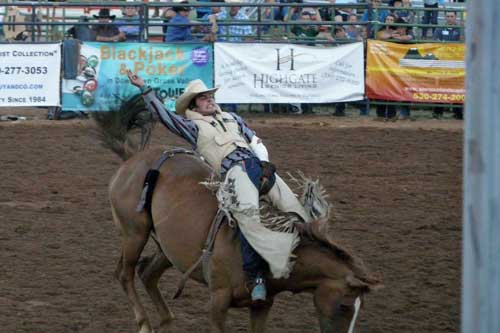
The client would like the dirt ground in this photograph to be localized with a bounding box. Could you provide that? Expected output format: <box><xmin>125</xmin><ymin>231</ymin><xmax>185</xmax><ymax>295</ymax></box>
<box><xmin>0</xmin><ymin>108</ymin><xmax>462</xmax><ymax>332</ymax></box>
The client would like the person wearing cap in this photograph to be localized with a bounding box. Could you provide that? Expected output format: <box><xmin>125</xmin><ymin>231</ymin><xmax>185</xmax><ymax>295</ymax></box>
<box><xmin>92</xmin><ymin>8</ymin><xmax>125</xmax><ymax>42</ymax></box>
<box><xmin>165</xmin><ymin>1</ymin><xmax>193</xmax><ymax>42</ymax></box>
<box><xmin>127</xmin><ymin>70</ymin><xmax>312</xmax><ymax>303</ymax></box>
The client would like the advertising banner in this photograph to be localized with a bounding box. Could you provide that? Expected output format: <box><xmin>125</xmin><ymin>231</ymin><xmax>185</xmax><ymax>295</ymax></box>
<box><xmin>214</xmin><ymin>42</ymin><xmax>365</xmax><ymax>103</ymax></box>
<box><xmin>0</xmin><ymin>43</ymin><xmax>61</xmax><ymax>107</ymax></box>
<box><xmin>366</xmin><ymin>40</ymin><xmax>465</xmax><ymax>104</ymax></box>
<box><xmin>62</xmin><ymin>42</ymin><xmax>213</xmax><ymax>111</ymax></box>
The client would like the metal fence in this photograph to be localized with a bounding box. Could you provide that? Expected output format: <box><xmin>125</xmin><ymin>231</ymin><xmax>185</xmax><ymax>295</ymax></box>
<box><xmin>0</xmin><ymin>1</ymin><xmax>466</xmax><ymax>114</ymax></box>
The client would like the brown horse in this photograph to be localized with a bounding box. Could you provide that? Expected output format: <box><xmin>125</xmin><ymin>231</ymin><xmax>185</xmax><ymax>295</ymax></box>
<box><xmin>95</xmin><ymin>107</ymin><xmax>381</xmax><ymax>333</ymax></box>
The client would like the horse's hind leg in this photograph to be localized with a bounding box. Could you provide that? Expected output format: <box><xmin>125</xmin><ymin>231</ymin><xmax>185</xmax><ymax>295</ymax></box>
<box><xmin>138</xmin><ymin>246</ymin><xmax>175</xmax><ymax>327</ymax></box>
<box><xmin>116</xmin><ymin>231</ymin><xmax>152</xmax><ymax>333</ymax></box>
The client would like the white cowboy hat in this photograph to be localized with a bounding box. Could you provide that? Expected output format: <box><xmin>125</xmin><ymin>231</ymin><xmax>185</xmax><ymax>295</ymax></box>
<box><xmin>175</xmin><ymin>79</ymin><xmax>218</xmax><ymax>116</ymax></box>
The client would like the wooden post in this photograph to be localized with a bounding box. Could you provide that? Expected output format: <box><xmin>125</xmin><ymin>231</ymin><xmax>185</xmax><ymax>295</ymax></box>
<box><xmin>462</xmin><ymin>0</ymin><xmax>500</xmax><ymax>333</ymax></box>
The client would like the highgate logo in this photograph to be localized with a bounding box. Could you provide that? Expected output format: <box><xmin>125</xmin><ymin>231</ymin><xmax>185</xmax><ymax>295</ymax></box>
<box><xmin>276</xmin><ymin>48</ymin><xmax>296</xmax><ymax>71</ymax></box>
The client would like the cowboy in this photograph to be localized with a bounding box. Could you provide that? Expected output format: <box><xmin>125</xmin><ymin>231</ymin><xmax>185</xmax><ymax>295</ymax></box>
<box><xmin>92</xmin><ymin>8</ymin><xmax>125</xmax><ymax>42</ymax></box>
<box><xmin>127</xmin><ymin>71</ymin><xmax>311</xmax><ymax>302</ymax></box>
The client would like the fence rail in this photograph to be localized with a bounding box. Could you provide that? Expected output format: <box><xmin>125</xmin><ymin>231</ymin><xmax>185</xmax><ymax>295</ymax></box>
<box><xmin>0</xmin><ymin>1</ymin><xmax>466</xmax><ymax>114</ymax></box>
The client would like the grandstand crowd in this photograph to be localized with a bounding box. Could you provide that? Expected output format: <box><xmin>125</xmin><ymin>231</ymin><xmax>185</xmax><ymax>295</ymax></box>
<box><xmin>0</xmin><ymin>0</ymin><xmax>466</xmax><ymax>120</ymax></box>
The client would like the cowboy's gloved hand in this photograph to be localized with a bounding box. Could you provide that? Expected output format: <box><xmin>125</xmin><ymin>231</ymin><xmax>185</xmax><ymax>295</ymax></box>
<box><xmin>260</xmin><ymin>161</ymin><xmax>276</xmax><ymax>179</ymax></box>
<box><xmin>127</xmin><ymin>69</ymin><xmax>145</xmax><ymax>89</ymax></box>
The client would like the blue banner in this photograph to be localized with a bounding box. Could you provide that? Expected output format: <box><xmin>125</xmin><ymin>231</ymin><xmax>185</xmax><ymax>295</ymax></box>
<box><xmin>62</xmin><ymin>42</ymin><xmax>213</xmax><ymax>111</ymax></box>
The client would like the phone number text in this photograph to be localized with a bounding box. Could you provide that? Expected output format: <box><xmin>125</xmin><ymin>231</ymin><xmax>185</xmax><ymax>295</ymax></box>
<box><xmin>412</xmin><ymin>93</ymin><xmax>464</xmax><ymax>102</ymax></box>
<box><xmin>0</xmin><ymin>66</ymin><xmax>48</xmax><ymax>75</ymax></box>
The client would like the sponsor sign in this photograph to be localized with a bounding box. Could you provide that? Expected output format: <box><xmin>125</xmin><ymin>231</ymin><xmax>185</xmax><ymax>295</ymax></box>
<box><xmin>62</xmin><ymin>42</ymin><xmax>213</xmax><ymax>111</ymax></box>
<box><xmin>214</xmin><ymin>42</ymin><xmax>365</xmax><ymax>103</ymax></box>
<box><xmin>0</xmin><ymin>43</ymin><xmax>61</xmax><ymax>107</ymax></box>
<box><xmin>366</xmin><ymin>40</ymin><xmax>465</xmax><ymax>104</ymax></box>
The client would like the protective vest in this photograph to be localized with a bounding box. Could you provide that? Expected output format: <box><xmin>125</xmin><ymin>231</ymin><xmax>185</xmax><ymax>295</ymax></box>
<box><xmin>185</xmin><ymin>109</ymin><xmax>251</xmax><ymax>174</ymax></box>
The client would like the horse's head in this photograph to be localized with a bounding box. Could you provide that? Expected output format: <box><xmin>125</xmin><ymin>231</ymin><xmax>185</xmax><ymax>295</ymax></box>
<box><xmin>294</xmin><ymin>218</ymin><xmax>383</xmax><ymax>332</ymax></box>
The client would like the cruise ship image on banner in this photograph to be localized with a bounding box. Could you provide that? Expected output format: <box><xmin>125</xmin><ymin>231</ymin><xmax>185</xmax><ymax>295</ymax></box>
<box><xmin>399</xmin><ymin>47</ymin><xmax>464</xmax><ymax>69</ymax></box>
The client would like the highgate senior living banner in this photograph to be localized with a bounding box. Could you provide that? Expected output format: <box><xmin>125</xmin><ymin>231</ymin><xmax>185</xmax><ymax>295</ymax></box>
<box><xmin>62</xmin><ymin>42</ymin><xmax>213</xmax><ymax>111</ymax></box>
<box><xmin>214</xmin><ymin>42</ymin><xmax>365</xmax><ymax>103</ymax></box>
<box><xmin>366</xmin><ymin>40</ymin><xmax>465</xmax><ymax>104</ymax></box>
<box><xmin>0</xmin><ymin>43</ymin><xmax>61</xmax><ymax>107</ymax></box>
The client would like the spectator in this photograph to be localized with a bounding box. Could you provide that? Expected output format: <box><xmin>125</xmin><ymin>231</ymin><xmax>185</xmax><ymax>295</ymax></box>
<box><xmin>391</xmin><ymin>17</ymin><xmax>414</xmax><ymax>42</ymax></box>
<box><xmin>209</xmin><ymin>3</ymin><xmax>253</xmax><ymax>112</ymax></box>
<box><xmin>398</xmin><ymin>0</ymin><xmax>416</xmax><ymax>24</ymax></box>
<box><xmin>376</xmin><ymin>14</ymin><xmax>396</xmax><ymax>40</ymax></box>
<box><xmin>67</xmin><ymin>15</ymin><xmax>94</xmax><ymax>41</ymax></box>
<box><xmin>159</xmin><ymin>3</ymin><xmax>176</xmax><ymax>36</ymax></box>
<box><xmin>432</xmin><ymin>11</ymin><xmax>462</xmax><ymax>120</ymax></box>
<box><xmin>199</xmin><ymin>0</ymin><xmax>223</xmax><ymax>40</ymax></box>
<box><xmin>361</xmin><ymin>0</ymin><xmax>389</xmax><ymax>38</ymax></box>
<box><xmin>196</xmin><ymin>0</ymin><xmax>212</xmax><ymax>19</ymax></box>
<box><xmin>421</xmin><ymin>0</ymin><xmax>440</xmax><ymax>39</ymax></box>
<box><xmin>433</xmin><ymin>10</ymin><xmax>461</xmax><ymax>41</ymax></box>
<box><xmin>165</xmin><ymin>1</ymin><xmax>193</xmax><ymax>42</ymax></box>
<box><xmin>333</xmin><ymin>26</ymin><xmax>349</xmax><ymax>40</ymax></box>
<box><xmin>291</xmin><ymin>8</ymin><xmax>320</xmax><ymax>42</ymax></box>
<box><xmin>210</xmin><ymin>3</ymin><xmax>253</xmax><ymax>42</ymax></box>
<box><xmin>92</xmin><ymin>8</ymin><xmax>125</xmax><ymax>42</ymax></box>
<box><xmin>393</xmin><ymin>17</ymin><xmax>414</xmax><ymax>119</ymax></box>
<box><xmin>260</xmin><ymin>0</ymin><xmax>289</xmax><ymax>37</ymax></box>
<box><xmin>345</xmin><ymin>13</ymin><xmax>362</xmax><ymax>40</ymax></box>
<box><xmin>117</xmin><ymin>3</ymin><xmax>142</xmax><ymax>42</ymax></box>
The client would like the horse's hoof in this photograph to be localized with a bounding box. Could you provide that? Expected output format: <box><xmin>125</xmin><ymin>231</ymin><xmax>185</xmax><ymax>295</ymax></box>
<box><xmin>138</xmin><ymin>323</ymin><xmax>154</xmax><ymax>333</ymax></box>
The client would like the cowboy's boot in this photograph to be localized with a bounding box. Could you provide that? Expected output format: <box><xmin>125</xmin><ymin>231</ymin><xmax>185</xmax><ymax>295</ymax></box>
<box><xmin>251</xmin><ymin>276</ymin><xmax>267</xmax><ymax>302</ymax></box>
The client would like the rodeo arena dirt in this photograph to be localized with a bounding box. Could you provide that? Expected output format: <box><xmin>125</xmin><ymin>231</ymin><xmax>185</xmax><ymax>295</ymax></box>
<box><xmin>0</xmin><ymin>107</ymin><xmax>462</xmax><ymax>332</ymax></box>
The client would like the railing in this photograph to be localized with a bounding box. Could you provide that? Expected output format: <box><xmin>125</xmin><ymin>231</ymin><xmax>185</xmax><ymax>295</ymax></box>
<box><xmin>0</xmin><ymin>1</ymin><xmax>467</xmax><ymax>114</ymax></box>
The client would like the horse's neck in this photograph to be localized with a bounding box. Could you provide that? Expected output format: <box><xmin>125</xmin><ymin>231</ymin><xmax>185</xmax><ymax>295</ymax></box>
<box><xmin>272</xmin><ymin>244</ymin><xmax>348</xmax><ymax>293</ymax></box>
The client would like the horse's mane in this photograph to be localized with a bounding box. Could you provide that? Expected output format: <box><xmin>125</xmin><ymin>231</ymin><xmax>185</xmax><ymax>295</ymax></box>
<box><xmin>92</xmin><ymin>94</ymin><xmax>155</xmax><ymax>160</ymax></box>
<box><xmin>299</xmin><ymin>219</ymin><xmax>382</xmax><ymax>289</ymax></box>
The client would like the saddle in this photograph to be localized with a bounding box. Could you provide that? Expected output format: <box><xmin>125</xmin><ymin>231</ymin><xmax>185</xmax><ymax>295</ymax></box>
<box><xmin>136</xmin><ymin>148</ymin><xmax>279</xmax><ymax>299</ymax></box>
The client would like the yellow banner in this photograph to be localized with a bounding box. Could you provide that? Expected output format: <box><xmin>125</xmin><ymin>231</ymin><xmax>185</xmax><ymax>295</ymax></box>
<box><xmin>366</xmin><ymin>40</ymin><xmax>465</xmax><ymax>104</ymax></box>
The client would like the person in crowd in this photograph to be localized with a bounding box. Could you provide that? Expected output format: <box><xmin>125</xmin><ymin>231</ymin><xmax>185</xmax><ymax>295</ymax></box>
<box><xmin>376</xmin><ymin>13</ymin><xmax>397</xmax><ymax>40</ymax></box>
<box><xmin>397</xmin><ymin>0</ymin><xmax>416</xmax><ymax>24</ymax></box>
<box><xmin>67</xmin><ymin>15</ymin><xmax>94</xmax><ymax>41</ymax></box>
<box><xmin>391</xmin><ymin>16</ymin><xmax>414</xmax><ymax>42</ymax></box>
<box><xmin>208</xmin><ymin>3</ymin><xmax>253</xmax><ymax>112</ymax></box>
<box><xmin>92</xmin><ymin>8</ymin><xmax>125</xmax><ymax>42</ymax></box>
<box><xmin>117</xmin><ymin>3</ymin><xmax>142</xmax><ymax>42</ymax></box>
<box><xmin>291</xmin><ymin>8</ymin><xmax>320</xmax><ymax>41</ymax></box>
<box><xmin>345</xmin><ymin>13</ymin><xmax>362</xmax><ymax>40</ymax></box>
<box><xmin>196</xmin><ymin>0</ymin><xmax>212</xmax><ymax>19</ymax></box>
<box><xmin>127</xmin><ymin>70</ymin><xmax>314</xmax><ymax>303</ymax></box>
<box><xmin>199</xmin><ymin>0</ymin><xmax>223</xmax><ymax>40</ymax></box>
<box><xmin>260</xmin><ymin>0</ymin><xmax>289</xmax><ymax>38</ymax></box>
<box><xmin>433</xmin><ymin>10</ymin><xmax>461</xmax><ymax>41</ymax></box>
<box><xmin>159</xmin><ymin>3</ymin><xmax>176</xmax><ymax>36</ymax></box>
<box><xmin>361</xmin><ymin>0</ymin><xmax>389</xmax><ymax>38</ymax></box>
<box><xmin>432</xmin><ymin>10</ymin><xmax>463</xmax><ymax>119</ymax></box>
<box><xmin>421</xmin><ymin>0</ymin><xmax>440</xmax><ymax>39</ymax></box>
<box><xmin>209</xmin><ymin>3</ymin><xmax>253</xmax><ymax>42</ymax></box>
<box><xmin>165</xmin><ymin>1</ymin><xmax>193</xmax><ymax>42</ymax></box>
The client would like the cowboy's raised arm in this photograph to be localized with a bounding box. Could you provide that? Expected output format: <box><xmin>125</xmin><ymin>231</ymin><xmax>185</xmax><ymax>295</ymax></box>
<box><xmin>230</xmin><ymin>112</ymin><xmax>269</xmax><ymax>162</ymax></box>
<box><xmin>127</xmin><ymin>70</ymin><xmax>198</xmax><ymax>148</ymax></box>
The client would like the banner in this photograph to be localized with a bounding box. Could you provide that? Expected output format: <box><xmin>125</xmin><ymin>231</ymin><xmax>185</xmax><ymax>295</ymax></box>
<box><xmin>214</xmin><ymin>42</ymin><xmax>365</xmax><ymax>103</ymax></box>
<box><xmin>366</xmin><ymin>40</ymin><xmax>465</xmax><ymax>104</ymax></box>
<box><xmin>62</xmin><ymin>42</ymin><xmax>213</xmax><ymax>111</ymax></box>
<box><xmin>0</xmin><ymin>43</ymin><xmax>61</xmax><ymax>107</ymax></box>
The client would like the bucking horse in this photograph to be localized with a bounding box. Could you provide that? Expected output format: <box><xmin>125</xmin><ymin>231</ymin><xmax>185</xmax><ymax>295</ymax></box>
<box><xmin>93</xmin><ymin>98</ymin><xmax>382</xmax><ymax>333</ymax></box>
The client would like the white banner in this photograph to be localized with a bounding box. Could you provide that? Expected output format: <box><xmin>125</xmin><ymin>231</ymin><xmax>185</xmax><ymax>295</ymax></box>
<box><xmin>0</xmin><ymin>43</ymin><xmax>61</xmax><ymax>107</ymax></box>
<box><xmin>214</xmin><ymin>42</ymin><xmax>365</xmax><ymax>103</ymax></box>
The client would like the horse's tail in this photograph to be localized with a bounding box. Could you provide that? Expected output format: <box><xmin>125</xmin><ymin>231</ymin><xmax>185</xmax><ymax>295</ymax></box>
<box><xmin>92</xmin><ymin>94</ymin><xmax>155</xmax><ymax>161</ymax></box>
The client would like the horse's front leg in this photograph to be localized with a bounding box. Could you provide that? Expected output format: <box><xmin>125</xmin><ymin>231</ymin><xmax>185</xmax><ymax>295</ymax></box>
<box><xmin>249</xmin><ymin>298</ymin><xmax>274</xmax><ymax>333</ymax></box>
<box><xmin>209</xmin><ymin>288</ymin><xmax>232</xmax><ymax>333</ymax></box>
